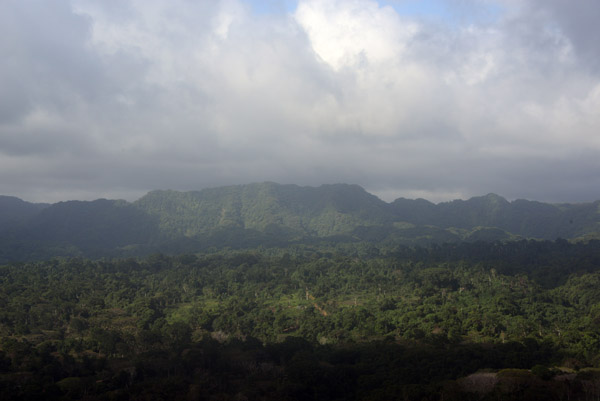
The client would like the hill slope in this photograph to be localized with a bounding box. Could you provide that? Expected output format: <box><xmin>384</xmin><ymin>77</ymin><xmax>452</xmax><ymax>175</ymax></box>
<box><xmin>1</xmin><ymin>183</ymin><xmax>599</xmax><ymax>261</ymax></box>
<box><xmin>135</xmin><ymin>183</ymin><xmax>391</xmax><ymax>238</ymax></box>
<box><xmin>0</xmin><ymin>195</ymin><xmax>49</xmax><ymax>227</ymax></box>
<box><xmin>390</xmin><ymin>194</ymin><xmax>600</xmax><ymax>240</ymax></box>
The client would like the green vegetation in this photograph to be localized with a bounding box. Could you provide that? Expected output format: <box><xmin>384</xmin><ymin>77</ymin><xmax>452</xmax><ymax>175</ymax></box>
<box><xmin>2</xmin><ymin>183</ymin><xmax>600</xmax><ymax>262</ymax></box>
<box><xmin>2</xmin><ymin>183</ymin><xmax>600</xmax><ymax>398</ymax></box>
<box><xmin>2</xmin><ymin>240</ymin><xmax>600</xmax><ymax>399</ymax></box>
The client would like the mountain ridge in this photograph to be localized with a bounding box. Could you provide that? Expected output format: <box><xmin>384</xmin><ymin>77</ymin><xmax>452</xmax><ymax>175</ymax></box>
<box><xmin>1</xmin><ymin>182</ymin><xmax>599</xmax><ymax>262</ymax></box>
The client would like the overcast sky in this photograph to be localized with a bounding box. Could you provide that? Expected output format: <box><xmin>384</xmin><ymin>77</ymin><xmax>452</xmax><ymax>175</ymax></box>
<box><xmin>1</xmin><ymin>0</ymin><xmax>599</xmax><ymax>204</ymax></box>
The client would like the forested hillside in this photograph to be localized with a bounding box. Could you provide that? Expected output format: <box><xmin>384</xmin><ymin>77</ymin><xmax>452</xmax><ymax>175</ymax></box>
<box><xmin>392</xmin><ymin>194</ymin><xmax>600</xmax><ymax>240</ymax></box>
<box><xmin>135</xmin><ymin>183</ymin><xmax>390</xmax><ymax>238</ymax></box>
<box><xmin>1</xmin><ymin>182</ymin><xmax>600</xmax><ymax>262</ymax></box>
<box><xmin>2</xmin><ymin>184</ymin><xmax>600</xmax><ymax>399</ymax></box>
<box><xmin>0</xmin><ymin>199</ymin><xmax>161</xmax><ymax>262</ymax></box>
<box><xmin>0</xmin><ymin>195</ymin><xmax>48</xmax><ymax>227</ymax></box>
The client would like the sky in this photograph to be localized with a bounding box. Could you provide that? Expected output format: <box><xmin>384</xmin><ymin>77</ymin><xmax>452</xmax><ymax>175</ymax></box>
<box><xmin>1</xmin><ymin>0</ymin><xmax>600</xmax><ymax>204</ymax></box>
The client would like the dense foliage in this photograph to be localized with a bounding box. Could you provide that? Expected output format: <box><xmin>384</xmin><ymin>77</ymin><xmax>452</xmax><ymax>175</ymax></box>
<box><xmin>2</xmin><ymin>183</ymin><xmax>600</xmax><ymax>262</ymax></box>
<box><xmin>2</xmin><ymin>239</ymin><xmax>600</xmax><ymax>399</ymax></box>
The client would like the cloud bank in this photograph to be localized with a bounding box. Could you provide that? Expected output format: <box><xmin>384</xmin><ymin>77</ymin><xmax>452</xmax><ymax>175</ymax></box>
<box><xmin>1</xmin><ymin>0</ymin><xmax>599</xmax><ymax>203</ymax></box>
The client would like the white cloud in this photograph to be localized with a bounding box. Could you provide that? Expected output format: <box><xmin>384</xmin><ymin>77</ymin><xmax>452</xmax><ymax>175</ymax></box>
<box><xmin>295</xmin><ymin>0</ymin><xmax>418</xmax><ymax>70</ymax></box>
<box><xmin>1</xmin><ymin>0</ymin><xmax>599</xmax><ymax>203</ymax></box>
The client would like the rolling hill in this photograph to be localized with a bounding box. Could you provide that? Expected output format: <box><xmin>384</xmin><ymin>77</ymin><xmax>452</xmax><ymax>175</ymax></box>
<box><xmin>1</xmin><ymin>182</ymin><xmax>599</xmax><ymax>261</ymax></box>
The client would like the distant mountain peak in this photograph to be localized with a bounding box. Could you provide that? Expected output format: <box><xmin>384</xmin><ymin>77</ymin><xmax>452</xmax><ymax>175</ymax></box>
<box><xmin>1</xmin><ymin>183</ymin><xmax>600</xmax><ymax>262</ymax></box>
<box><xmin>482</xmin><ymin>193</ymin><xmax>509</xmax><ymax>203</ymax></box>
<box><xmin>0</xmin><ymin>195</ymin><xmax>50</xmax><ymax>227</ymax></box>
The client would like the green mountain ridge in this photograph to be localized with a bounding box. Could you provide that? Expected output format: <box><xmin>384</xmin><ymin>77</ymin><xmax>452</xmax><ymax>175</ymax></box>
<box><xmin>135</xmin><ymin>183</ymin><xmax>390</xmax><ymax>238</ymax></box>
<box><xmin>1</xmin><ymin>182</ymin><xmax>599</xmax><ymax>261</ymax></box>
<box><xmin>0</xmin><ymin>195</ymin><xmax>49</xmax><ymax>227</ymax></box>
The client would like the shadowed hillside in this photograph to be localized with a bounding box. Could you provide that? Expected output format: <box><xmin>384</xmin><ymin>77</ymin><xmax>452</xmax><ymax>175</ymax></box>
<box><xmin>1</xmin><ymin>182</ymin><xmax>599</xmax><ymax>261</ymax></box>
<box><xmin>0</xmin><ymin>195</ymin><xmax>48</xmax><ymax>227</ymax></box>
<box><xmin>391</xmin><ymin>194</ymin><xmax>600</xmax><ymax>240</ymax></box>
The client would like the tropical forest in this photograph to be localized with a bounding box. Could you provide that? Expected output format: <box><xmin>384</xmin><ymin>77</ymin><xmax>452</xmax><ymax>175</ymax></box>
<box><xmin>2</xmin><ymin>183</ymin><xmax>600</xmax><ymax>400</ymax></box>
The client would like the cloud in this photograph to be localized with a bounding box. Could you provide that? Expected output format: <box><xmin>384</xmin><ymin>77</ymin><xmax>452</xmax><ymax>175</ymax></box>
<box><xmin>0</xmin><ymin>0</ymin><xmax>599</xmax><ymax>203</ymax></box>
<box><xmin>524</xmin><ymin>0</ymin><xmax>600</xmax><ymax>72</ymax></box>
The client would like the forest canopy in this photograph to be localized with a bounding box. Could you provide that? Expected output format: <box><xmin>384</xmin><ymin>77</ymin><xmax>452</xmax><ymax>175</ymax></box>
<box><xmin>2</xmin><ymin>239</ymin><xmax>600</xmax><ymax>400</ymax></box>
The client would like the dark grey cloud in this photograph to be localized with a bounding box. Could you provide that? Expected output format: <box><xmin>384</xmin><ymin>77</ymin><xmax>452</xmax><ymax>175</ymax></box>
<box><xmin>527</xmin><ymin>0</ymin><xmax>600</xmax><ymax>72</ymax></box>
<box><xmin>0</xmin><ymin>0</ymin><xmax>599</xmax><ymax>204</ymax></box>
<box><xmin>0</xmin><ymin>1</ymin><xmax>105</xmax><ymax>117</ymax></box>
